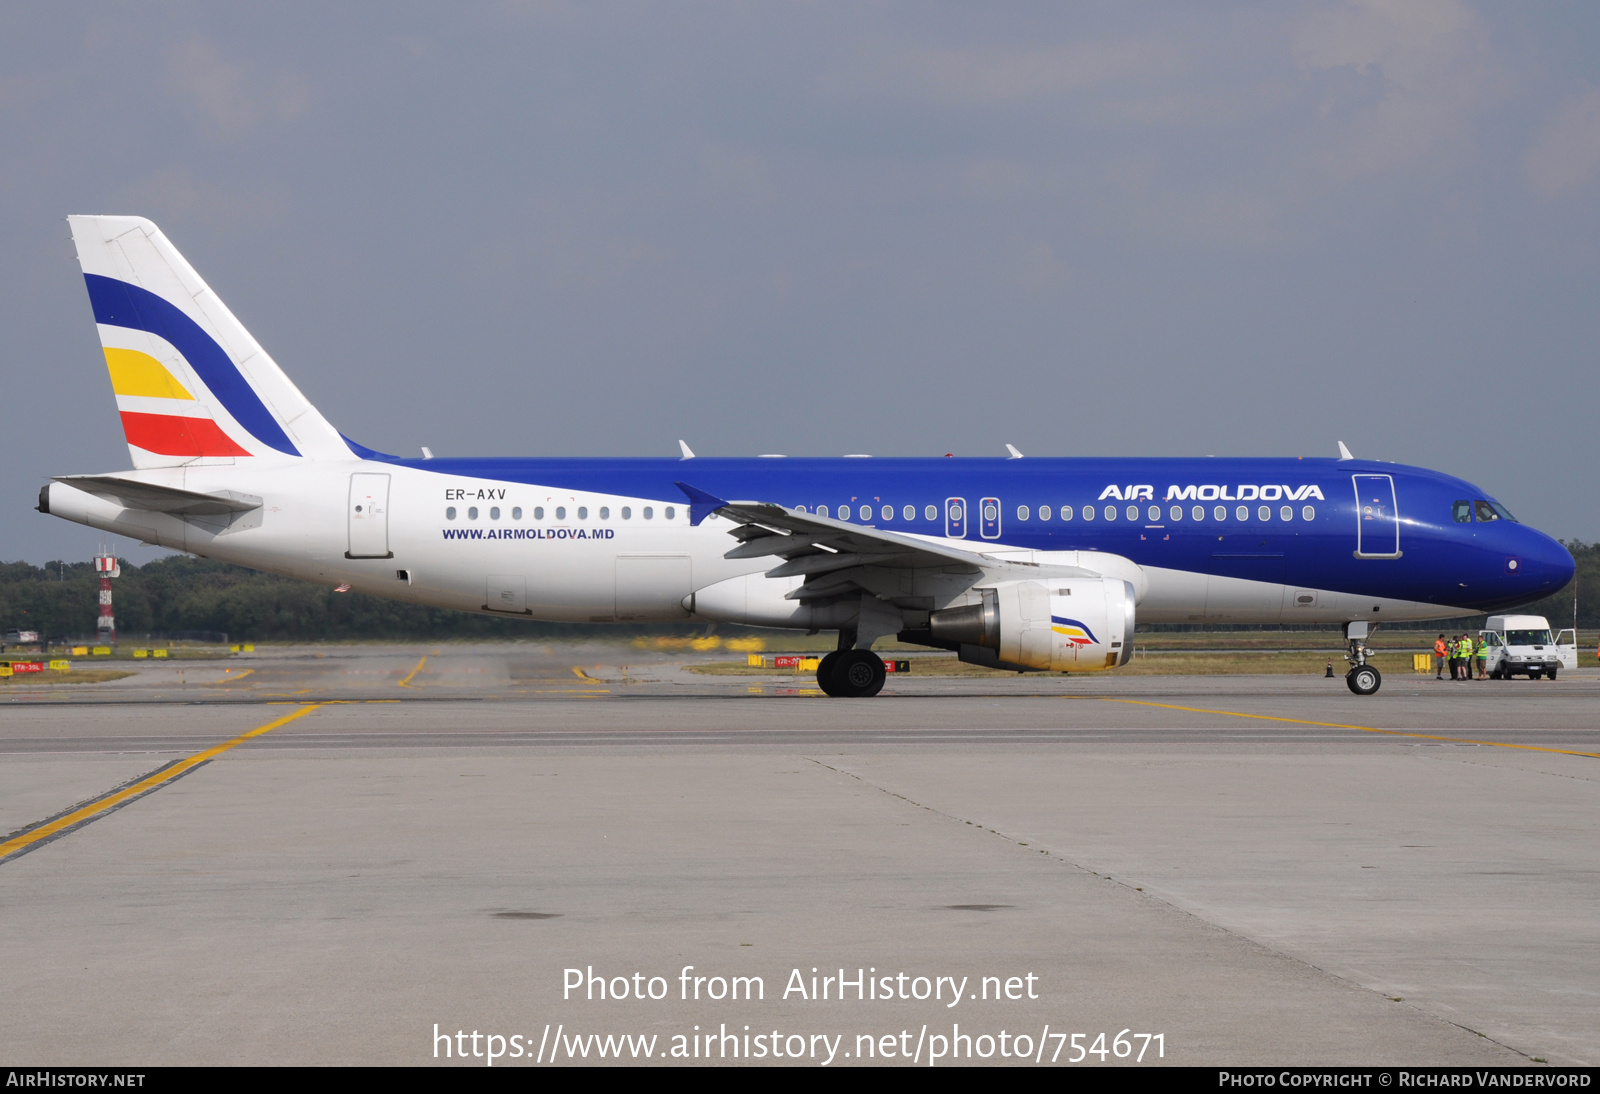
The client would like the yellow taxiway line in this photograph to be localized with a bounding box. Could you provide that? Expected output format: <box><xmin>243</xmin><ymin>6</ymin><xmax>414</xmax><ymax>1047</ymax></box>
<box><xmin>202</xmin><ymin>668</ymin><xmax>255</xmax><ymax>686</ymax></box>
<box><xmin>397</xmin><ymin>656</ymin><xmax>427</xmax><ymax>688</ymax></box>
<box><xmin>0</xmin><ymin>704</ymin><xmax>322</xmax><ymax>863</ymax></box>
<box><xmin>1095</xmin><ymin>697</ymin><xmax>1600</xmax><ymax>760</ymax></box>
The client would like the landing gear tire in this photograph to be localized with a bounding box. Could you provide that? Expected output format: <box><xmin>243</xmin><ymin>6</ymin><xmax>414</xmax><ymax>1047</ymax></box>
<box><xmin>1346</xmin><ymin>665</ymin><xmax>1382</xmax><ymax>695</ymax></box>
<box><xmin>832</xmin><ymin>649</ymin><xmax>886</xmax><ymax>698</ymax></box>
<box><xmin>816</xmin><ymin>651</ymin><xmax>844</xmax><ymax>697</ymax></box>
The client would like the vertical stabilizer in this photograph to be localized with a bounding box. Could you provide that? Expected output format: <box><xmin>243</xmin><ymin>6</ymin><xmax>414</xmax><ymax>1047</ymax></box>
<box><xmin>68</xmin><ymin>215</ymin><xmax>349</xmax><ymax>467</ymax></box>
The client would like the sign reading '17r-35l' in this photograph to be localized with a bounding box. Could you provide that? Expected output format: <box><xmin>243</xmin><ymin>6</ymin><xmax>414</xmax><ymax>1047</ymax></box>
<box><xmin>39</xmin><ymin>217</ymin><xmax>1572</xmax><ymax>697</ymax></box>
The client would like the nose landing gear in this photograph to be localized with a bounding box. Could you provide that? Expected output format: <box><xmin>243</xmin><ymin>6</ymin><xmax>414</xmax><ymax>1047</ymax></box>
<box><xmin>1347</xmin><ymin>664</ymin><xmax>1382</xmax><ymax>695</ymax></box>
<box><xmin>1343</xmin><ymin>621</ymin><xmax>1382</xmax><ymax>695</ymax></box>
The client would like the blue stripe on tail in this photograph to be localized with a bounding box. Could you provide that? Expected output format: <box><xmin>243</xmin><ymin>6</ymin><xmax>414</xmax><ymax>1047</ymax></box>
<box><xmin>84</xmin><ymin>274</ymin><xmax>300</xmax><ymax>457</ymax></box>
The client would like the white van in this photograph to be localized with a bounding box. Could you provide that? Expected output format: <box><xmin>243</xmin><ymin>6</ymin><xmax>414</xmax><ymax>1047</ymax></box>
<box><xmin>1481</xmin><ymin>615</ymin><xmax>1577</xmax><ymax>680</ymax></box>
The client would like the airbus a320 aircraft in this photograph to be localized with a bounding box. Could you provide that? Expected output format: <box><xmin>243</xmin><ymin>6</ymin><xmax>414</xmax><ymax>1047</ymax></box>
<box><xmin>39</xmin><ymin>217</ymin><xmax>1574</xmax><ymax>696</ymax></box>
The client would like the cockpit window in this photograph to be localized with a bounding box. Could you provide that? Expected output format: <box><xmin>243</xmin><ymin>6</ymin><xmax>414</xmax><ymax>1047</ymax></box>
<box><xmin>1474</xmin><ymin>500</ymin><xmax>1498</xmax><ymax>522</ymax></box>
<box><xmin>1452</xmin><ymin>500</ymin><xmax>1472</xmax><ymax>523</ymax></box>
<box><xmin>1488</xmin><ymin>500</ymin><xmax>1517</xmax><ymax>522</ymax></box>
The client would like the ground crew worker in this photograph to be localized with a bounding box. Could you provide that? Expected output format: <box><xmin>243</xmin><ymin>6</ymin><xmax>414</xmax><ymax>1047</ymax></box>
<box><xmin>1434</xmin><ymin>634</ymin><xmax>1448</xmax><ymax>679</ymax></box>
<box><xmin>1474</xmin><ymin>634</ymin><xmax>1488</xmax><ymax>679</ymax></box>
<box><xmin>1459</xmin><ymin>635</ymin><xmax>1473</xmax><ymax>680</ymax></box>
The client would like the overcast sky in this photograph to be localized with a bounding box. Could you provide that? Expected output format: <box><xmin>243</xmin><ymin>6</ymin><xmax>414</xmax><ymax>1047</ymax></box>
<box><xmin>3</xmin><ymin>1</ymin><xmax>1597</xmax><ymax>566</ymax></box>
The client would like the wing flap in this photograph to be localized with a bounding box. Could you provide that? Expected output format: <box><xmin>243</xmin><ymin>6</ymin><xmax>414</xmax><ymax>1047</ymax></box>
<box><xmin>713</xmin><ymin>500</ymin><xmax>985</xmax><ymax>571</ymax></box>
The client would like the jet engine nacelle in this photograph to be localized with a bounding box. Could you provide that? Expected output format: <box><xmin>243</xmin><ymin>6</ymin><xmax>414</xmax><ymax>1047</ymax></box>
<box><xmin>929</xmin><ymin>578</ymin><xmax>1136</xmax><ymax>672</ymax></box>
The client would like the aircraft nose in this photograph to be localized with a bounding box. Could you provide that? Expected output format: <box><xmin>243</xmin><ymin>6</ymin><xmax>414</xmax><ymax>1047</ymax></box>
<box><xmin>1512</xmin><ymin>530</ymin><xmax>1575</xmax><ymax>596</ymax></box>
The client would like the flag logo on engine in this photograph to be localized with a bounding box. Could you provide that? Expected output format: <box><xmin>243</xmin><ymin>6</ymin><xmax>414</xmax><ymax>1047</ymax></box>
<box><xmin>1050</xmin><ymin>616</ymin><xmax>1099</xmax><ymax>646</ymax></box>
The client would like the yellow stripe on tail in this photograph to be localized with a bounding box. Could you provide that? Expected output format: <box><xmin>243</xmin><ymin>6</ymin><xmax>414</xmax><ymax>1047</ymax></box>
<box><xmin>103</xmin><ymin>347</ymin><xmax>194</xmax><ymax>400</ymax></box>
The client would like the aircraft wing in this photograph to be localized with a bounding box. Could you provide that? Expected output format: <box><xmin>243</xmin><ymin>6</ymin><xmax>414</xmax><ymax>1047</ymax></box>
<box><xmin>53</xmin><ymin>475</ymin><xmax>262</xmax><ymax>516</ymax></box>
<box><xmin>678</xmin><ymin>482</ymin><xmax>1094</xmax><ymax>602</ymax></box>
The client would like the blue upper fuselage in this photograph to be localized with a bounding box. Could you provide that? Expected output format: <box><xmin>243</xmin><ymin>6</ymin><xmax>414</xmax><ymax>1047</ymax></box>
<box><xmin>356</xmin><ymin>447</ymin><xmax>1573</xmax><ymax>614</ymax></box>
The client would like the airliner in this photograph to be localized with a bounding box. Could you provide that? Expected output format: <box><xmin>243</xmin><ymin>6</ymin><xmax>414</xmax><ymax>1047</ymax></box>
<box><xmin>37</xmin><ymin>217</ymin><xmax>1574</xmax><ymax>696</ymax></box>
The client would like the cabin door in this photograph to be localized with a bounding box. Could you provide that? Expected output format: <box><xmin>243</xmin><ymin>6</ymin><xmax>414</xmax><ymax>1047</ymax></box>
<box><xmin>347</xmin><ymin>473</ymin><xmax>392</xmax><ymax>559</ymax></box>
<box><xmin>1352</xmin><ymin>474</ymin><xmax>1400</xmax><ymax>559</ymax></box>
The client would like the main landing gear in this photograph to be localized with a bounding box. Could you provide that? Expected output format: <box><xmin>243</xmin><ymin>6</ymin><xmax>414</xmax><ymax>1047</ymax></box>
<box><xmin>1343</xmin><ymin>621</ymin><xmax>1382</xmax><ymax>696</ymax></box>
<box><xmin>817</xmin><ymin>648</ymin><xmax>886</xmax><ymax>698</ymax></box>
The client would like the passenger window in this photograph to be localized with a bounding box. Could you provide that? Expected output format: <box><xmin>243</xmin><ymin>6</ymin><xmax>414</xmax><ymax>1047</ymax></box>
<box><xmin>446</xmin><ymin>506</ymin><xmax>456</xmax><ymax>520</ymax></box>
<box><xmin>1236</xmin><ymin>506</ymin><xmax>1248</xmax><ymax>521</ymax></box>
<box><xmin>1148</xmin><ymin>505</ymin><xmax>1161</xmax><ymax>521</ymax></box>
<box><xmin>555</xmin><ymin>507</ymin><xmax>565</xmax><ymax>520</ymax></box>
<box><xmin>665</xmin><ymin>506</ymin><xmax>676</xmax><ymax>520</ymax></box>
<box><xmin>795</xmin><ymin>505</ymin><xmax>807</xmax><ymax>513</ymax></box>
<box><xmin>1170</xmin><ymin>506</ymin><xmax>1183</xmax><ymax>521</ymax></box>
<box><xmin>578</xmin><ymin>506</ymin><xmax>588</xmax><ymax>519</ymax></box>
<box><xmin>1081</xmin><ymin>506</ymin><xmax>1092</xmax><ymax>521</ymax></box>
<box><xmin>1257</xmin><ymin>506</ymin><xmax>1270</xmax><ymax>521</ymax></box>
<box><xmin>1192</xmin><ymin>505</ymin><xmax>1204</xmax><ymax>521</ymax></box>
<box><xmin>903</xmin><ymin>505</ymin><xmax>915</xmax><ymax>520</ymax></box>
<box><xmin>599</xmin><ymin>507</ymin><xmax>610</xmax><ymax>519</ymax></box>
<box><xmin>1103</xmin><ymin>505</ymin><xmax>1115</xmax><ymax>520</ymax></box>
<box><xmin>1280</xmin><ymin>506</ymin><xmax>1292</xmax><ymax>521</ymax></box>
<box><xmin>1040</xmin><ymin>506</ymin><xmax>1052</xmax><ymax>520</ymax></box>
<box><xmin>818</xmin><ymin>505</ymin><xmax>829</xmax><ymax>518</ymax></box>
<box><xmin>620</xmin><ymin>507</ymin><xmax>630</xmax><ymax>519</ymax></box>
<box><xmin>838</xmin><ymin>507</ymin><xmax>849</xmax><ymax>522</ymax></box>
<box><xmin>534</xmin><ymin>506</ymin><xmax>544</xmax><ymax>520</ymax></box>
<box><xmin>1474</xmin><ymin>500</ymin><xmax>1498</xmax><ymax>522</ymax></box>
<box><xmin>882</xmin><ymin>505</ymin><xmax>893</xmax><ymax>521</ymax></box>
<box><xmin>1302</xmin><ymin>506</ymin><xmax>1315</xmax><ymax>521</ymax></box>
<box><xmin>1018</xmin><ymin>505</ymin><xmax>1030</xmax><ymax>521</ymax></box>
<box><xmin>860</xmin><ymin>505</ymin><xmax>872</xmax><ymax>520</ymax></box>
<box><xmin>1126</xmin><ymin>505</ymin><xmax>1138</xmax><ymax>521</ymax></box>
<box><xmin>924</xmin><ymin>505</ymin><xmax>936</xmax><ymax>520</ymax></box>
<box><xmin>468</xmin><ymin>507</ymin><xmax>479</xmax><ymax>520</ymax></box>
<box><xmin>1214</xmin><ymin>506</ymin><xmax>1226</xmax><ymax>521</ymax></box>
<box><xmin>490</xmin><ymin>506</ymin><xmax>500</xmax><ymax>520</ymax></box>
<box><xmin>512</xmin><ymin>507</ymin><xmax>522</xmax><ymax>520</ymax></box>
<box><xmin>1452</xmin><ymin>500</ymin><xmax>1472</xmax><ymax>523</ymax></box>
<box><xmin>644</xmin><ymin>507</ymin><xmax>653</xmax><ymax>519</ymax></box>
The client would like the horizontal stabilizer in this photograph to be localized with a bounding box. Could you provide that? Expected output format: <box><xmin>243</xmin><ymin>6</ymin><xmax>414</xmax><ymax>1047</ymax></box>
<box><xmin>54</xmin><ymin>475</ymin><xmax>262</xmax><ymax>515</ymax></box>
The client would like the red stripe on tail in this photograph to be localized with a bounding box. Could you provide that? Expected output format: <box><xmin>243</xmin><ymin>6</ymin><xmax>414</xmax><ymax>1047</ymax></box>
<box><xmin>119</xmin><ymin>412</ymin><xmax>251</xmax><ymax>457</ymax></box>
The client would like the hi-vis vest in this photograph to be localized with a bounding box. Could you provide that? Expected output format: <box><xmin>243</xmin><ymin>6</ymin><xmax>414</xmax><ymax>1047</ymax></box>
<box><xmin>1435</xmin><ymin>638</ymin><xmax>1447</xmax><ymax>656</ymax></box>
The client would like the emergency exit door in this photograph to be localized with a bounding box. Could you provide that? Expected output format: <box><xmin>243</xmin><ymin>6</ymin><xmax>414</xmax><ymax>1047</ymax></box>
<box><xmin>347</xmin><ymin>473</ymin><xmax>392</xmax><ymax>559</ymax></box>
<box><xmin>1352</xmin><ymin>474</ymin><xmax>1400</xmax><ymax>559</ymax></box>
<box><xmin>945</xmin><ymin>497</ymin><xmax>967</xmax><ymax>539</ymax></box>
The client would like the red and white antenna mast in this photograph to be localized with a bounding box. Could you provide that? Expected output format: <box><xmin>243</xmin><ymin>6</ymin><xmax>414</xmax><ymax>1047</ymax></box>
<box><xmin>93</xmin><ymin>544</ymin><xmax>120</xmax><ymax>645</ymax></box>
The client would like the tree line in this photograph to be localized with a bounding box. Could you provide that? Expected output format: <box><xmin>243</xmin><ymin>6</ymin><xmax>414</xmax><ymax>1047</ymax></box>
<box><xmin>2</xmin><ymin>543</ymin><xmax>1595</xmax><ymax>643</ymax></box>
<box><xmin>0</xmin><ymin>555</ymin><xmax>683</xmax><ymax>642</ymax></box>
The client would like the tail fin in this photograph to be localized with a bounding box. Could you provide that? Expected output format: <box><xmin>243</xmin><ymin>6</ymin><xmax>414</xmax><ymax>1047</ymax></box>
<box><xmin>68</xmin><ymin>215</ymin><xmax>349</xmax><ymax>467</ymax></box>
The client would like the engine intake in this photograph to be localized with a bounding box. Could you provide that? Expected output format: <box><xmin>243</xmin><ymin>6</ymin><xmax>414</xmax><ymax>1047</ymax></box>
<box><xmin>928</xmin><ymin>579</ymin><xmax>1135</xmax><ymax>672</ymax></box>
